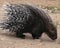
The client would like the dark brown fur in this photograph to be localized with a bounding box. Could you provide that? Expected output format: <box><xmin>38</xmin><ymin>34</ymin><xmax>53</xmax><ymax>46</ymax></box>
<box><xmin>24</xmin><ymin>4</ymin><xmax>57</xmax><ymax>40</ymax></box>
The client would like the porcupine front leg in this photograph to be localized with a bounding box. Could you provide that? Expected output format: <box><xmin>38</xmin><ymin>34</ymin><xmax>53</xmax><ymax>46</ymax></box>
<box><xmin>31</xmin><ymin>24</ymin><xmax>43</xmax><ymax>39</ymax></box>
<box><xmin>32</xmin><ymin>29</ymin><xmax>43</xmax><ymax>39</ymax></box>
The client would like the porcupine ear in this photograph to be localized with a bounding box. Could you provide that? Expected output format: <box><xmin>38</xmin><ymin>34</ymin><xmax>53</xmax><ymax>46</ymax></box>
<box><xmin>23</xmin><ymin>4</ymin><xmax>57</xmax><ymax>40</ymax></box>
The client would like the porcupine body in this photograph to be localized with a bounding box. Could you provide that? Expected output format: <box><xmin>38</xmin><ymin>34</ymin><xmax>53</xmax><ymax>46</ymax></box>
<box><xmin>0</xmin><ymin>4</ymin><xmax>57</xmax><ymax>40</ymax></box>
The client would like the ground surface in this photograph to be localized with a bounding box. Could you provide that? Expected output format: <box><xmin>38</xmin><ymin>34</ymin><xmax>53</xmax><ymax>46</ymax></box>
<box><xmin>0</xmin><ymin>0</ymin><xmax>60</xmax><ymax>48</ymax></box>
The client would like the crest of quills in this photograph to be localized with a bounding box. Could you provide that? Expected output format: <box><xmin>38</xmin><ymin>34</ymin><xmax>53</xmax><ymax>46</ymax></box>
<box><xmin>2</xmin><ymin>4</ymin><xmax>33</xmax><ymax>32</ymax></box>
<box><xmin>0</xmin><ymin>4</ymin><xmax>57</xmax><ymax>40</ymax></box>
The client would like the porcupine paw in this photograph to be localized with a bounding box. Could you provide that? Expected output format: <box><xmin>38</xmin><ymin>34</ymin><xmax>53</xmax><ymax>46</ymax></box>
<box><xmin>16</xmin><ymin>32</ymin><xmax>25</xmax><ymax>39</ymax></box>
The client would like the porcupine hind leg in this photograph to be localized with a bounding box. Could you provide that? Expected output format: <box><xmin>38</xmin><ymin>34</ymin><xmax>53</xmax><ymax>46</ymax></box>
<box><xmin>16</xmin><ymin>30</ymin><xmax>25</xmax><ymax>39</ymax></box>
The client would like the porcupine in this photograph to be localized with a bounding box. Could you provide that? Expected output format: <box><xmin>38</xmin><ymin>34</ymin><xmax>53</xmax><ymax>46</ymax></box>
<box><xmin>0</xmin><ymin>3</ymin><xmax>57</xmax><ymax>40</ymax></box>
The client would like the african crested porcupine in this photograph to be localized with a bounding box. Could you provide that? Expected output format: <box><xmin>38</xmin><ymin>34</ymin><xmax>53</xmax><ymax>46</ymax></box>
<box><xmin>0</xmin><ymin>3</ymin><xmax>57</xmax><ymax>40</ymax></box>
